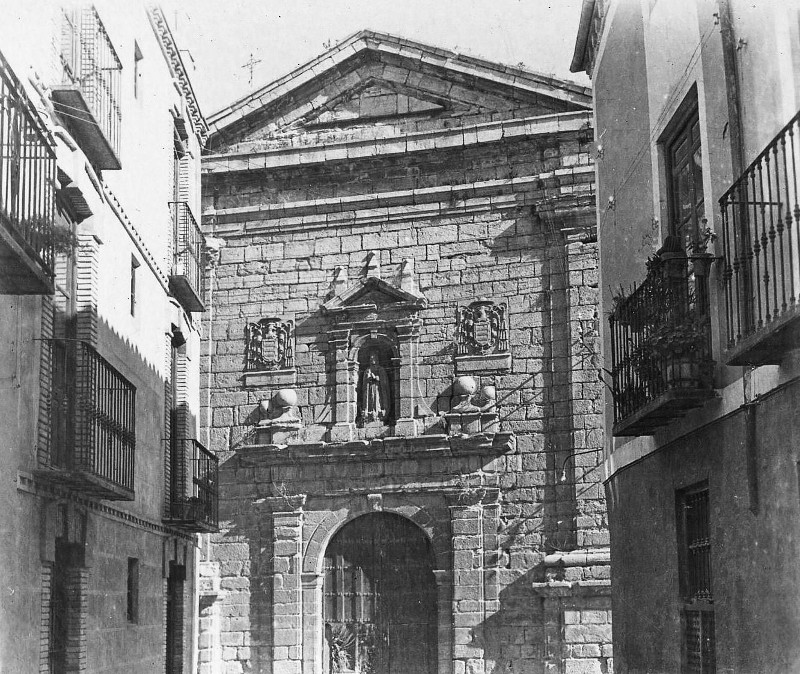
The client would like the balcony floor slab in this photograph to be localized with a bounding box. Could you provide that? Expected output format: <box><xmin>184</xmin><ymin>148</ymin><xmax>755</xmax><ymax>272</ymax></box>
<box><xmin>613</xmin><ymin>387</ymin><xmax>718</xmax><ymax>437</ymax></box>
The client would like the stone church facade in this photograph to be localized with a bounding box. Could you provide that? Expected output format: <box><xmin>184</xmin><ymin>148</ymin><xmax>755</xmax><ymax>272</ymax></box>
<box><xmin>199</xmin><ymin>31</ymin><xmax>610</xmax><ymax>674</ymax></box>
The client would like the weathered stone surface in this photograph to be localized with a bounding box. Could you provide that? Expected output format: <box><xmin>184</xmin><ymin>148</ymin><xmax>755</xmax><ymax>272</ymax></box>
<box><xmin>199</xmin><ymin>31</ymin><xmax>607</xmax><ymax>674</ymax></box>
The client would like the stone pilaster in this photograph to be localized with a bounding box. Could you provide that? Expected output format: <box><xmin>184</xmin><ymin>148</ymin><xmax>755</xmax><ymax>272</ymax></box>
<box><xmin>447</xmin><ymin>491</ymin><xmax>485</xmax><ymax>674</ymax></box>
<box><xmin>445</xmin><ymin>488</ymin><xmax>501</xmax><ymax>674</ymax></box>
<box><xmin>197</xmin><ymin>560</ymin><xmax>223</xmax><ymax>674</ymax></box>
<box><xmin>268</xmin><ymin>495</ymin><xmax>306</xmax><ymax>674</ymax></box>
<box><xmin>433</xmin><ymin>569</ymin><xmax>454</xmax><ymax>674</ymax></box>
<box><xmin>394</xmin><ymin>318</ymin><xmax>421</xmax><ymax>436</ymax></box>
<box><xmin>300</xmin><ymin>572</ymin><xmax>323</xmax><ymax>674</ymax></box>
<box><xmin>329</xmin><ymin>329</ymin><xmax>355</xmax><ymax>442</ymax></box>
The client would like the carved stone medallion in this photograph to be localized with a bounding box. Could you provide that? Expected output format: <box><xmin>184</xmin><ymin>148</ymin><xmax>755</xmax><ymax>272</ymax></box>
<box><xmin>457</xmin><ymin>299</ymin><xmax>508</xmax><ymax>355</ymax></box>
<box><xmin>245</xmin><ymin>318</ymin><xmax>294</xmax><ymax>371</ymax></box>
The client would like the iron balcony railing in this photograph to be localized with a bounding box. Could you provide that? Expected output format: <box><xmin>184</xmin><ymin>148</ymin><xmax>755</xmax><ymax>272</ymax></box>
<box><xmin>609</xmin><ymin>254</ymin><xmax>715</xmax><ymax>435</ymax></box>
<box><xmin>45</xmin><ymin>339</ymin><xmax>136</xmax><ymax>499</ymax></box>
<box><xmin>0</xmin><ymin>49</ymin><xmax>57</xmax><ymax>278</ymax></box>
<box><xmin>57</xmin><ymin>6</ymin><xmax>121</xmax><ymax>165</ymax></box>
<box><xmin>720</xmin><ymin>109</ymin><xmax>800</xmax><ymax>365</ymax></box>
<box><xmin>166</xmin><ymin>439</ymin><xmax>219</xmax><ymax>532</ymax></box>
<box><xmin>169</xmin><ymin>201</ymin><xmax>205</xmax><ymax>312</ymax></box>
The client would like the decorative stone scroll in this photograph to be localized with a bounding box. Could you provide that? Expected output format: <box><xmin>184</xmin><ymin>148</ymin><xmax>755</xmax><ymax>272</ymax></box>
<box><xmin>243</xmin><ymin>317</ymin><xmax>296</xmax><ymax>387</ymax></box>
<box><xmin>255</xmin><ymin>389</ymin><xmax>302</xmax><ymax>445</ymax></box>
<box><xmin>455</xmin><ymin>299</ymin><xmax>511</xmax><ymax>373</ymax></box>
<box><xmin>444</xmin><ymin>376</ymin><xmax>499</xmax><ymax>436</ymax></box>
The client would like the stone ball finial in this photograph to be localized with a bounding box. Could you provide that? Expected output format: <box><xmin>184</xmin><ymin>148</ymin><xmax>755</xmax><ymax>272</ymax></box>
<box><xmin>453</xmin><ymin>375</ymin><xmax>477</xmax><ymax>396</ymax></box>
<box><xmin>273</xmin><ymin>388</ymin><xmax>298</xmax><ymax>409</ymax></box>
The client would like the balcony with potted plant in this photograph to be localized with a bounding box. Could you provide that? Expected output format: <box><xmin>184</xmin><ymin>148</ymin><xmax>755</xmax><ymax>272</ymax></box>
<box><xmin>609</xmin><ymin>238</ymin><xmax>716</xmax><ymax>436</ymax></box>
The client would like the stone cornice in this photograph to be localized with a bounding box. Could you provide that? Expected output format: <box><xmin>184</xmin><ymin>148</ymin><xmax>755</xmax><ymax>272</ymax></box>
<box><xmin>147</xmin><ymin>6</ymin><xmax>209</xmax><ymax>144</ymax></box>
<box><xmin>205</xmin><ymin>170</ymin><xmax>596</xmax><ymax>236</ymax></box>
<box><xmin>202</xmin><ymin>111</ymin><xmax>591</xmax><ymax>174</ymax></box>
<box><xmin>233</xmin><ymin>432</ymin><xmax>515</xmax><ymax>466</ymax></box>
<box><xmin>530</xmin><ymin>579</ymin><xmax>611</xmax><ymax>598</ymax></box>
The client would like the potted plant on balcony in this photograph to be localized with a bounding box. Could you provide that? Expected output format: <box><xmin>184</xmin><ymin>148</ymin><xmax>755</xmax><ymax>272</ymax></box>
<box><xmin>646</xmin><ymin>311</ymin><xmax>711</xmax><ymax>388</ymax></box>
<box><xmin>686</xmin><ymin>220</ymin><xmax>717</xmax><ymax>277</ymax></box>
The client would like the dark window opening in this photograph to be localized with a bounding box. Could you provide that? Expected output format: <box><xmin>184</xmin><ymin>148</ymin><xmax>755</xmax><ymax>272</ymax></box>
<box><xmin>166</xmin><ymin>562</ymin><xmax>186</xmax><ymax>673</ymax></box>
<box><xmin>127</xmin><ymin>557</ymin><xmax>139</xmax><ymax>623</ymax></box>
<box><xmin>49</xmin><ymin>543</ymin><xmax>69</xmax><ymax>674</ymax></box>
<box><xmin>677</xmin><ymin>483</ymin><xmax>715</xmax><ymax>673</ymax></box>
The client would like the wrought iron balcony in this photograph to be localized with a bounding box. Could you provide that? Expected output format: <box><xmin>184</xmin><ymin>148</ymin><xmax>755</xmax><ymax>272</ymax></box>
<box><xmin>51</xmin><ymin>6</ymin><xmax>121</xmax><ymax>170</ymax></box>
<box><xmin>0</xmin><ymin>49</ymin><xmax>57</xmax><ymax>293</ymax></box>
<box><xmin>609</xmin><ymin>252</ymin><xmax>716</xmax><ymax>436</ymax></box>
<box><xmin>720</xmin><ymin>109</ymin><xmax>800</xmax><ymax>365</ymax></box>
<box><xmin>37</xmin><ymin>339</ymin><xmax>136</xmax><ymax>500</ymax></box>
<box><xmin>169</xmin><ymin>201</ymin><xmax>206</xmax><ymax>312</ymax></box>
<box><xmin>164</xmin><ymin>439</ymin><xmax>219</xmax><ymax>533</ymax></box>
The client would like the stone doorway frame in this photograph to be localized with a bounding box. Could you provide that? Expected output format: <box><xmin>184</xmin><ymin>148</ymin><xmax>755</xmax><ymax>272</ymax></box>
<box><xmin>299</xmin><ymin>495</ymin><xmax>453</xmax><ymax>674</ymax></box>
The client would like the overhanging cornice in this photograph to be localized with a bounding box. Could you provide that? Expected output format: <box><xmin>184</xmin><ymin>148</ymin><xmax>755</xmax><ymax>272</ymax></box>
<box><xmin>204</xmin><ymin>168</ymin><xmax>596</xmax><ymax>237</ymax></box>
<box><xmin>147</xmin><ymin>6</ymin><xmax>209</xmax><ymax>144</ymax></box>
<box><xmin>202</xmin><ymin>111</ymin><xmax>592</xmax><ymax>174</ymax></box>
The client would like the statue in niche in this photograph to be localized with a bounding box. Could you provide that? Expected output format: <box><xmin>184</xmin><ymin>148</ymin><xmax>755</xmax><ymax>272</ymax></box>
<box><xmin>358</xmin><ymin>352</ymin><xmax>390</xmax><ymax>424</ymax></box>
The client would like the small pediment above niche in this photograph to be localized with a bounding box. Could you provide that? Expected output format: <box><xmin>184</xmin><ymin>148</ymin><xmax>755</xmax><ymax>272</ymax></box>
<box><xmin>322</xmin><ymin>256</ymin><xmax>426</xmax><ymax>316</ymax></box>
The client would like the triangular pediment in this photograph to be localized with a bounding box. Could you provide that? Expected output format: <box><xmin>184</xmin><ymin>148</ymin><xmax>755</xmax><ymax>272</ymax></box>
<box><xmin>304</xmin><ymin>79</ymin><xmax>458</xmax><ymax>126</ymax></box>
<box><xmin>323</xmin><ymin>276</ymin><xmax>427</xmax><ymax>313</ymax></box>
<box><xmin>208</xmin><ymin>31</ymin><xmax>591</xmax><ymax>149</ymax></box>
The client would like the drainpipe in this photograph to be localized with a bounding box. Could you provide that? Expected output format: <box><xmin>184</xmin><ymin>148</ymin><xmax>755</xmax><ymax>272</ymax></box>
<box><xmin>718</xmin><ymin>0</ymin><xmax>745</xmax><ymax>177</ymax></box>
<box><xmin>204</xmin><ymin>235</ymin><xmax>225</xmax><ymax>448</ymax></box>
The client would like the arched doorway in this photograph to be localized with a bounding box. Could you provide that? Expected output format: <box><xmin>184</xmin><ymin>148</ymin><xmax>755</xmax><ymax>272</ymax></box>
<box><xmin>322</xmin><ymin>513</ymin><xmax>437</xmax><ymax>674</ymax></box>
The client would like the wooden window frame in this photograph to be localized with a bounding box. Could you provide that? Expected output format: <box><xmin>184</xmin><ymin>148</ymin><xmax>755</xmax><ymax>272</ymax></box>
<box><xmin>661</xmin><ymin>88</ymin><xmax>704</xmax><ymax>248</ymax></box>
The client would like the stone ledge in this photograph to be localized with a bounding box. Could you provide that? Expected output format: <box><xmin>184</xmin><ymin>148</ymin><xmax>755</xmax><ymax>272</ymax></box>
<box><xmin>242</xmin><ymin>368</ymin><xmax>296</xmax><ymax>387</ymax></box>
<box><xmin>455</xmin><ymin>353</ymin><xmax>512</xmax><ymax>373</ymax></box>
<box><xmin>530</xmin><ymin>579</ymin><xmax>611</xmax><ymax>598</ymax></box>
<box><xmin>544</xmin><ymin>548</ymin><xmax>611</xmax><ymax>568</ymax></box>
<box><xmin>204</xmin><ymin>111</ymin><xmax>592</xmax><ymax>173</ymax></box>
<box><xmin>207</xmin><ymin>172</ymin><xmax>595</xmax><ymax>230</ymax></box>
<box><xmin>236</xmin><ymin>431</ymin><xmax>516</xmax><ymax>464</ymax></box>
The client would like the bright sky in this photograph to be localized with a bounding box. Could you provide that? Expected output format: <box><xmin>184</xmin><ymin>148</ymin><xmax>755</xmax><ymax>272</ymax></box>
<box><xmin>159</xmin><ymin>0</ymin><xmax>590</xmax><ymax>116</ymax></box>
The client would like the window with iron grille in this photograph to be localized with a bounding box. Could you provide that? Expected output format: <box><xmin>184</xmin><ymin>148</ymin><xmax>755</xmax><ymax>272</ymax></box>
<box><xmin>677</xmin><ymin>484</ymin><xmax>715</xmax><ymax>673</ymax></box>
<box><xmin>57</xmin><ymin>6</ymin><xmax>122</xmax><ymax>166</ymax></box>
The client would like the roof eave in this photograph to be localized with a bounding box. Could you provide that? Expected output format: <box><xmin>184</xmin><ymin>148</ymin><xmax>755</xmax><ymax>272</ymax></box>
<box><xmin>570</xmin><ymin>0</ymin><xmax>596</xmax><ymax>74</ymax></box>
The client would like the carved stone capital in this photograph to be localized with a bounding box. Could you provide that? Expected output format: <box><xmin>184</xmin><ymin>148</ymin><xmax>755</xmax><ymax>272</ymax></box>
<box><xmin>255</xmin><ymin>494</ymin><xmax>307</xmax><ymax>513</ymax></box>
<box><xmin>443</xmin><ymin>486</ymin><xmax>501</xmax><ymax>508</ymax></box>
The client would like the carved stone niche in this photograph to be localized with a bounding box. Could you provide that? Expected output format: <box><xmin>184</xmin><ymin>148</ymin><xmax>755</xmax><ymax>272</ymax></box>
<box><xmin>321</xmin><ymin>258</ymin><xmax>432</xmax><ymax>442</ymax></box>
<box><xmin>444</xmin><ymin>376</ymin><xmax>499</xmax><ymax>436</ymax></box>
<box><xmin>243</xmin><ymin>317</ymin><xmax>296</xmax><ymax>387</ymax></box>
<box><xmin>455</xmin><ymin>298</ymin><xmax>511</xmax><ymax>373</ymax></box>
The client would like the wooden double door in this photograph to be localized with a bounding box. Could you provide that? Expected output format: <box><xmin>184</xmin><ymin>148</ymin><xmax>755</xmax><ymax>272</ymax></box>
<box><xmin>322</xmin><ymin>513</ymin><xmax>437</xmax><ymax>674</ymax></box>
